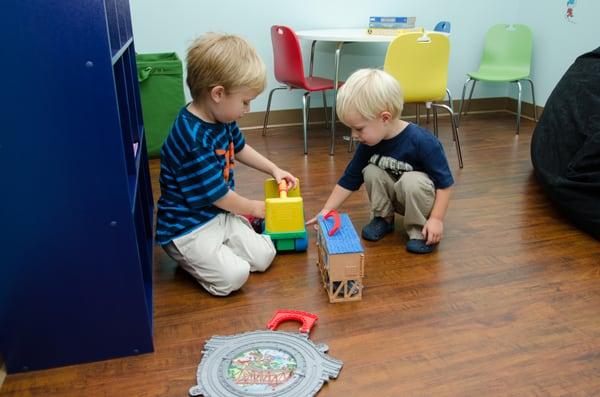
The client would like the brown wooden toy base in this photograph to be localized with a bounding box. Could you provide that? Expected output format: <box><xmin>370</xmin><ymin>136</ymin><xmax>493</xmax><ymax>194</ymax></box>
<box><xmin>316</xmin><ymin>240</ymin><xmax>364</xmax><ymax>303</ymax></box>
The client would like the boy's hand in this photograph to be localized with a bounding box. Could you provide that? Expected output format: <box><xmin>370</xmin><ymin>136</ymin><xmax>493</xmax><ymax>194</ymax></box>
<box><xmin>272</xmin><ymin>168</ymin><xmax>297</xmax><ymax>190</ymax></box>
<box><xmin>306</xmin><ymin>209</ymin><xmax>330</xmax><ymax>229</ymax></box>
<box><xmin>422</xmin><ymin>218</ymin><xmax>443</xmax><ymax>245</ymax></box>
<box><xmin>249</xmin><ymin>200</ymin><xmax>266</xmax><ymax>219</ymax></box>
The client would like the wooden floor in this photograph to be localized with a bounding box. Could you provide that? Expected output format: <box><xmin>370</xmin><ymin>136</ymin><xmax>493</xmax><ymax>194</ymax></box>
<box><xmin>3</xmin><ymin>113</ymin><xmax>600</xmax><ymax>396</ymax></box>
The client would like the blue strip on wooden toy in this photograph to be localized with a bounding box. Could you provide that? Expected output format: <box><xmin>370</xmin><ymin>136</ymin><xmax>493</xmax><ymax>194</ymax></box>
<box><xmin>317</xmin><ymin>213</ymin><xmax>364</xmax><ymax>254</ymax></box>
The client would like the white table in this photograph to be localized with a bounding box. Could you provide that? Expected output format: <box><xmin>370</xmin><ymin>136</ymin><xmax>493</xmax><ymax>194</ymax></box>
<box><xmin>295</xmin><ymin>29</ymin><xmax>396</xmax><ymax>155</ymax></box>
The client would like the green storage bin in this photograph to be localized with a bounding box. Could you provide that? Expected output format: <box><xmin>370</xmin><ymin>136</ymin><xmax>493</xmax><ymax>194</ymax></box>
<box><xmin>136</xmin><ymin>52</ymin><xmax>185</xmax><ymax>157</ymax></box>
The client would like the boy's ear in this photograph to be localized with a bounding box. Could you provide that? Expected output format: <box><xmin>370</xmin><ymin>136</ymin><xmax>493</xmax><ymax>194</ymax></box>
<box><xmin>380</xmin><ymin>111</ymin><xmax>393</xmax><ymax>123</ymax></box>
<box><xmin>210</xmin><ymin>86</ymin><xmax>226</xmax><ymax>102</ymax></box>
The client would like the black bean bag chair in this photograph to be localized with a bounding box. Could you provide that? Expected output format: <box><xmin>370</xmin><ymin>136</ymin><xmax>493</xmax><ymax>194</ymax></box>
<box><xmin>531</xmin><ymin>47</ymin><xmax>600</xmax><ymax>239</ymax></box>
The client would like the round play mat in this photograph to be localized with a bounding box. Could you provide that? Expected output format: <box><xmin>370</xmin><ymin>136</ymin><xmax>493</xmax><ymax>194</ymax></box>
<box><xmin>189</xmin><ymin>310</ymin><xmax>342</xmax><ymax>396</ymax></box>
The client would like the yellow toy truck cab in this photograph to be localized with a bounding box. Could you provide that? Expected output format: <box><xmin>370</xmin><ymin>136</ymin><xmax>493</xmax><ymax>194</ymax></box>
<box><xmin>263</xmin><ymin>178</ymin><xmax>308</xmax><ymax>252</ymax></box>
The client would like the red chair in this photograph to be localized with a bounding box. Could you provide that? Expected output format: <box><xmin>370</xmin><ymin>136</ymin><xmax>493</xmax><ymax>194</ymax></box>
<box><xmin>262</xmin><ymin>25</ymin><xmax>340</xmax><ymax>154</ymax></box>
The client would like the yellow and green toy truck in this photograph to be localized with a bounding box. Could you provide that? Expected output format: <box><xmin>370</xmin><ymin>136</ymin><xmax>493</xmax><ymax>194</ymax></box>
<box><xmin>263</xmin><ymin>178</ymin><xmax>308</xmax><ymax>252</ymax></box>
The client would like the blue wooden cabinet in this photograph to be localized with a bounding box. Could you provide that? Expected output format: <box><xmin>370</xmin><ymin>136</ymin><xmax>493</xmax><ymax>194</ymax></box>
<box><xmin>0</xmin><ymin>0</ymin><xmax>154</xmax><ymax>373</ymax></box>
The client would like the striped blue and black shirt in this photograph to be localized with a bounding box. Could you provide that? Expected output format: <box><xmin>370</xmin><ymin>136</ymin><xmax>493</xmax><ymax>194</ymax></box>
<box><xmin>155</xmin><ymin>106</ymin><xmax>245</xmax><ymax>245</ymax></box>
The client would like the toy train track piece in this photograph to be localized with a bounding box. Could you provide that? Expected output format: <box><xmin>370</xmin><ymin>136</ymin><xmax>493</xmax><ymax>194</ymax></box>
<box><xmin>189</xmin><ymin>310</ymin><xmax>342</xmax><ymax>396</ymax></box>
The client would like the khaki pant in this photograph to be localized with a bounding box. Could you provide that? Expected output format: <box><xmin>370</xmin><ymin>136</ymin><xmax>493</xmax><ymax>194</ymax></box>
<box><xmin>163</xmin><ymin>213</ymin><xmax>276</xmax><ymax>296</ymax></box>
<box><xmin>362</xmin><ymin>164</ymin><xmax>436</xmax><ymax>240</ymax></box>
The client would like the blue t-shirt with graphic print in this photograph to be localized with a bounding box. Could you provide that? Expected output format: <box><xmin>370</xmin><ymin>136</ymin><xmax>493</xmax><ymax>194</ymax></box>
<box><xmin>338</xmin><ymin>123</ymin><xmax>454</xmax><ymax>191</ymax></box>
<box><xmin>156</xmin><ymin>106</ymin><xmax>245</xmax><ymax>245</ymax></box>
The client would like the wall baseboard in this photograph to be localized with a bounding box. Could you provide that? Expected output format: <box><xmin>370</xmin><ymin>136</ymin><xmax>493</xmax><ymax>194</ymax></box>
<box><xmin>241</xmin><ymin>96</ymin><xmax>543</xmax><ymax>130</ymax></box>
<box><xmin>505</xmin><ymin>97</ymin><xmax>544</xmax><ymax>121</ymax></box>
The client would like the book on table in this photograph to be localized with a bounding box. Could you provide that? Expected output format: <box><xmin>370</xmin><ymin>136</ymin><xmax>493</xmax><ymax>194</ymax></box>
<box><xmin>369</xmin><ymin>16</ymin><xmax>416</xmax><ymax>24</ymax></box>
<box><xmin>368</xmin><ymin>16</ymin><xmax>416</xmax><ymax>29</ymax></box>
<box><xmin>366</xmin><ymin>27</ymin><xmax>421</xmax><ymax>36</ymax></box>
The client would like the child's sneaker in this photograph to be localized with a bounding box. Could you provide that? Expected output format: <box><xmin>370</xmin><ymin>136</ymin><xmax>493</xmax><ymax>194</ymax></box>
<box><xmin>406</xmin><ymin>239</ymin><xmax>437</xmax><ymax>254</ymax></box>
<box><xmin>361</xmin><ymin>217</ymin><xmax>394</xmax><ymax>241</ymax></box>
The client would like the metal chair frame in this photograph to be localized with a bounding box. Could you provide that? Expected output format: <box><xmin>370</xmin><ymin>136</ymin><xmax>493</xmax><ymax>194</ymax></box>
<box><xmin>263</xmin><ymin>26</ymin><xmax>336</xmax><ymax>154</ymax></box>
<box><xmin>457</xmin><ymin>24</ymin><xmax>538</xmax><ymax>134</ymax></box>
<box><xmin>382</xmin><ymin>31</ymin><xmax>464</xmax><ymax>168</ymax></box>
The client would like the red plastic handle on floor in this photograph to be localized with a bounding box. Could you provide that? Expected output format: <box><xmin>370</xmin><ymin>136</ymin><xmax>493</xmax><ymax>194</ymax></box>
<box><xmin>324</xmin><ymin>210</ymin><xmax>341</xmax><ymax>236</ymax></box>
<box><xmin>267</xmin><ymin>309</ymin><xmax>318</xmax><ymax>334</ymax></box>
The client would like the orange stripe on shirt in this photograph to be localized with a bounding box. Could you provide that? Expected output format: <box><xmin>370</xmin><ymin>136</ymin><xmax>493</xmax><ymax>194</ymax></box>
<box><xmin>217</xmin><ymin>142</ymin><xmax>235</xmax><ymax>182</ymax></box>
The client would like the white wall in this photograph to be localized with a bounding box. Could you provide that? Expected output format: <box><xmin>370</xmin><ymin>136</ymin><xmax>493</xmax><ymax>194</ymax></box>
<box><xmin>130</xmin><ymin>0</ymin><xmax>598</xmax><ymax>112</ymax></box>
<box><xmin>516</xmin><ymin>0</ymin><xmax>600</xmax><ymax>104</ymax></box>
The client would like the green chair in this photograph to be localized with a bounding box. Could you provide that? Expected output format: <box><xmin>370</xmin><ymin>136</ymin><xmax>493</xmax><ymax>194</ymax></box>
<box><xmin>458</xmin><ymin>24</ymin><xmax>537</xmax><ymax>134</ymax></box>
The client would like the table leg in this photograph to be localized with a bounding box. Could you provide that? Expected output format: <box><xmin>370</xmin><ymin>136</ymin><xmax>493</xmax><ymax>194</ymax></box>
<box><xmin>306</xmin><ymin>41</ymin><xmax>317</xmax><ymax>130</ymax></box>
<box><xmin>330</xmin><ymin>42</ymin><xmax>344</xmax><ymax>156</ymax></box>
<box><xmin>309</xmin><ymin>40</ymin><xmax>316</xmax><ymax>77</ymax></box>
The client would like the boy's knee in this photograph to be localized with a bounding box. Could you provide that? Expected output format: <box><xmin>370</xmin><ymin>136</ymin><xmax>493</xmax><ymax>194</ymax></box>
<box><xmin>396</xmin><ymin>172</ymin><xmax>435</xmax><ymax>196</ymax></box>
<box><xmin>251</xmin><ymin>239</ymin><xmax>276</xmax><ymax>272</ymax></box>
<box><xmin>209</xmin><ymin>264</ymin><xmax>250</xmax><ymax>296</ymax></box>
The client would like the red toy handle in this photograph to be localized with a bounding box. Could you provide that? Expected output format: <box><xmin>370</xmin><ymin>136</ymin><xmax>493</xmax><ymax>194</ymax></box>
<box><xmin>278</xmin><ymin>179</ymin><xmax>288</xmax><ymax>193</ymax></box>
<box><xmin>324</xmin><ymin>210</ymin><xmax>341</xmax><ymax>236</ymax></box>
<box><xmin>267</xmin><ymin>309</ymin><xmax>318</xmax><ymax>334</ymax></box>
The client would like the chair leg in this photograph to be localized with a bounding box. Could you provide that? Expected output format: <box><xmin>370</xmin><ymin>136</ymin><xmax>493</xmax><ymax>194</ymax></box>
<box><xmin>515</xmin><ymin>80</ymin><xmax>522</xmax><ymax>135</ymax></box>
<box><xmin>322</xmin><ymin>91</ymin><xmax>330</xmax><ymax>129</ymax></box>
<box><xmin>428</xmin><ymin>89</ymin><xmax>452</xmax><ymax>125</ymax></box>
<box><xmin>446</xmin><ymin>88</ymin><xmax>455</xmax><ymax>142</ymax></box>
<box><xmin>306</xmin><ymin>94</ymin><xmax>311</xmax><ymax>128</ymax></box>
<box><xmin>446</xmin><ymin>88</ymin><xmax>454</xmax><ymax>113</ymax></box>
<box><xmin>432</xmin><ymin>103</ymin><xmax>463</xmax><ymax>168</ymax></box>
<box><xmin>426</xmin><ymin>103</ymin><xmax>431</xmax><ymax>124</ymax></box>
<box><xmin>465</xmin><ymin>80</ymin><xmax>476</xmax><ymax>116</ymax></box>
<box><xmin>415</xmin><ymin>103</ymin><xmax>421</xmax><ymax>125</ymax></box>
<box><xmin>262</xmin><ymin>86</ymin><xmax>287</xmax><ymax>136</ymax></box>
<box><xmin>525</xmin><ymin>78</ymin><xmax>538</xmax><ymax>122</ymax></box>
<box><xmin>458</xmin><ymin>77</ymin><xmax>474</xmax><ymax>126</ymax></box>
<box><xmin>432</xmin><ymin>104</ymin><xmax>439</xmax><ymax>137</ymax></box>
<box><xmin>302</xmin><ymin>92</ymin><xmax>310</xmax><ymax>155</ymax></box>
<box><xmin>458</xmin><ymin>77</ymin><xmax>470</xmax><ymax>125</ymax></box>
<box><xmin>330</xmin><ymin>42</ymin><xmax>344</xmax><ymax>156</ymax></box>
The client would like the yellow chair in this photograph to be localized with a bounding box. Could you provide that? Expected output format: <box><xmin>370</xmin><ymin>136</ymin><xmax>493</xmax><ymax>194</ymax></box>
<box><xmin>384</xmin><ymin>31</ymin><xmax>463</xmax><ymax>168</ymax></box>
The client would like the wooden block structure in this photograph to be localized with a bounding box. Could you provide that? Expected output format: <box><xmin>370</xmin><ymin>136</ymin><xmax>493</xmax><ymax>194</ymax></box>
<box><xmin>316</xmin><ymin>213</ymin><xmax>365</xmax><ymax>303</ymax></box>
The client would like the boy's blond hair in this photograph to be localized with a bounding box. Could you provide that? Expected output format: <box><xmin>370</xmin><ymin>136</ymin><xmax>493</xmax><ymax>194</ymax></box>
<box><xmin>186</xmin><ymin>33</ymin><xmax>266</xmax><ymax>99</ymax></box>
<box><xmin>336</xmin><ymin>68</ymin><xmax>404</xmax><ymax>123</ymax></box>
